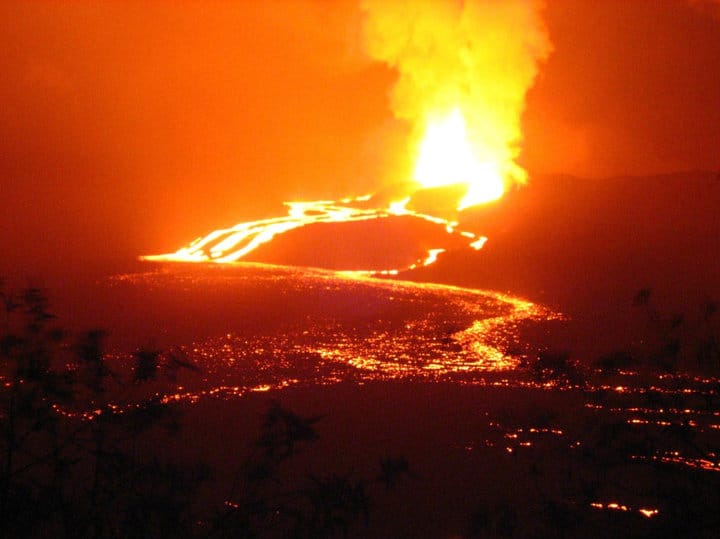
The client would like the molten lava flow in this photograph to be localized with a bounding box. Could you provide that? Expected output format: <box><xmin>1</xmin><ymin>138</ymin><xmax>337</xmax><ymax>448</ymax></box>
<box><xmin>145</xmin><ymin>1</ymin><xmax>552</xmax><ymax>273</ymax></box>
<box><xmin>143</xmin><ymin>196</ymin><xmax>487</xmax><ymax>274</ymax></box>
<box><xmin>414</xmin><ymin>108</ymin><xmax>505</xmax><ymax>209</ymax></box>
<box><xmin>590</xmin><ymin>502</ymin><xmax>660</xmax><ymax>519</ymax></box>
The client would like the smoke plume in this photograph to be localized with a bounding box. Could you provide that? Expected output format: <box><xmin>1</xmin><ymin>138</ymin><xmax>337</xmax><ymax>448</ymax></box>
<box><xmin>362</xmin><ymin>0</ymin><xmax>552</xmax><ymax>190</ymax></box>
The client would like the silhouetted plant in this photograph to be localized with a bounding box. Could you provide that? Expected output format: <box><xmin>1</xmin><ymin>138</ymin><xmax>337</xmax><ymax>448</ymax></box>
<box><xmin>0</xmin><ymin>286</ymin><xmax>205</xmax><ymax>538</ymax></box>
<box><xmin>1</xmin><ymin>286</ymin><xmax>411</xmax><ymax>538</ymax></box>
<box><xmin>257</xmin><ymin>401</ymin><xmax>322</xmax><ymax>461</ymax></box>
<box><xmin>592</xmin><ymin>349</ymin><xmax>638</xmax><ymax>374</ymax></box>
<box><xmin>473</xmin><ymin>289</ymin><xmax>720</xmax><ymax>538</ymax></box>
<box><xmin>1</xmin><ymin>286</ymin><xmax>414</xmax><ymax>538</ymax></box>
<box><xmin>632</xmin><ymin>288</ymin><xmax>720</xmax><ymax>374</ymax></box>
<box><xmin>377</xmin><ymin>455</ymin><xmax>413</xmax><ymax>489</ymax></box>
<box><xmin>210</xmin><ymin>400</ymin><xmax>411</xmax><ymax>538</ymax></box>
<box><xmin>301</xmin><ymin>474</ymin><xmax>370</xmax><ymax>537</ymax></box>
<box><xmin>467</xmin><ymin>501</ymin><xmax>517</xmax><ymax>538</ymax></box>
<box><xmin>530</xmin><ymin>350</ymin><xmax>586</xmax><ymax>387</ymax></box>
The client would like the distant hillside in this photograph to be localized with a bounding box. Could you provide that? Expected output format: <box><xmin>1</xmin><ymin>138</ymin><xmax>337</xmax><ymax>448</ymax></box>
<box><xmin>402</xmin><ymin>171</ymin><xmax>720</xmax><ymax>355</ymax></box>
<box><xmin>237</xmin><ymin>172</ymin><xmax>720</xmax><ymax>314</ymax></box>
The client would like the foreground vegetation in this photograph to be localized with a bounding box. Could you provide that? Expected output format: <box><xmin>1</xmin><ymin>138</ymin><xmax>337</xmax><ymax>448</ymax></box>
<box><xmin>0</xmin><ymin>286</ymin><xmax>409</xmax><ymax>538</ymax></box>
<box><xmin>2</xmin><ymin>284</ymin><xmax>719</xmax><ymax>538</ymax></box>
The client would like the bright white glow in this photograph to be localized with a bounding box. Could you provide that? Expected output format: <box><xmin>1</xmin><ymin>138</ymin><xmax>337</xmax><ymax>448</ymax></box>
<box><xmin>413</xmin><ymin>109</ymin><xmax>504</xmax><ymax>209</ymax></box>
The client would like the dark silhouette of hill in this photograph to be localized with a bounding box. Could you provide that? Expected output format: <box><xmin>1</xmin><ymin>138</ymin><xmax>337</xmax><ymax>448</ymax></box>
<box><xmin>404</xmin><ymin>171</ymin><xmax>720</xmax><ymax>355</ymax></box>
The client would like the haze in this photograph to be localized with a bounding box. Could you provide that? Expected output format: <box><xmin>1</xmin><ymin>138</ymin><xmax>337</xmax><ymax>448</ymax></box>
<box><xmin>1</xmin><ymin>0</ymin><xmax>719</xmax><ymax>279</ymax></box>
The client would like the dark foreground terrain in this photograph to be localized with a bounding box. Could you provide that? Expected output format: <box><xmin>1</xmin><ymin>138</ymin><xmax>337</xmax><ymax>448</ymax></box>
<box><xmin>3</xmin><ymin>172</ymin><xmax>720</xmax><ymax>537</ymax></box>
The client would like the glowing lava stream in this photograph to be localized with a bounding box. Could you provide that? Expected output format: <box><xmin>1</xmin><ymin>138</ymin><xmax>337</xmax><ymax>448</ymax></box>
<box><xmin>143</xmin><ymin>103</ymin><xmax>515</xmax><ymax>274</ymax></box>
<box><xmin>142</xmin><ymin>195</ymin><xmax>487</xmax><ymax>275</ymax></box>
<box><xmin>146</xmin><ymin>0</ymin><xmax>552</xmax><ymax>274</ymax></box>
<box><xmin>144</xmin><ymin>107</ymin><xmax>518</xmax><ymax>273</ymax></box>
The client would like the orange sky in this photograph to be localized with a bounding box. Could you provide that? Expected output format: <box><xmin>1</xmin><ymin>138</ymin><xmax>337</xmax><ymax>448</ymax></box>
<box><xmin>1</xmin><ymin>1</ymin><xmax>719</xmax><ymax>276</ymax></box>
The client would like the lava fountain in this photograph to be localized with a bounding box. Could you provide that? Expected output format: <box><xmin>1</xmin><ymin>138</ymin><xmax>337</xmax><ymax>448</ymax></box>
<box><xmin>413</xmin><ymin>108</ymin><xmax>504</xmax><ymax>210</ymax></box>
<box><xmin>144</xmin><ymin>0</ymin><xmax>551</xmax><ymax>274</ymax></box>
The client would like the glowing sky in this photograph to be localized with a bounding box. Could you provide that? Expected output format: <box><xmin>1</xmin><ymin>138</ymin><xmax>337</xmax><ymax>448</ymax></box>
<box><xmin>1</xmin><ymin>1</ymin><xmax>719</xmax><ymax>276</ymax></box>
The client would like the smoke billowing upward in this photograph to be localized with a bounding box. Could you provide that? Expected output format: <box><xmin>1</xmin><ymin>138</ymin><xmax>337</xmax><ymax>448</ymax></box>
<box><xmin>362</xmin><ymin>0</ymin><xmax>552</xmax><ymax>191</ymax></box>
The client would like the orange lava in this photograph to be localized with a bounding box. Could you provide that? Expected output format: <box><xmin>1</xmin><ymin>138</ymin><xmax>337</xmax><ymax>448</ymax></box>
<box><xmin>142</xmin><ymin>195</ymin><xmax>488</xmax><ymax>274</ymax></box>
